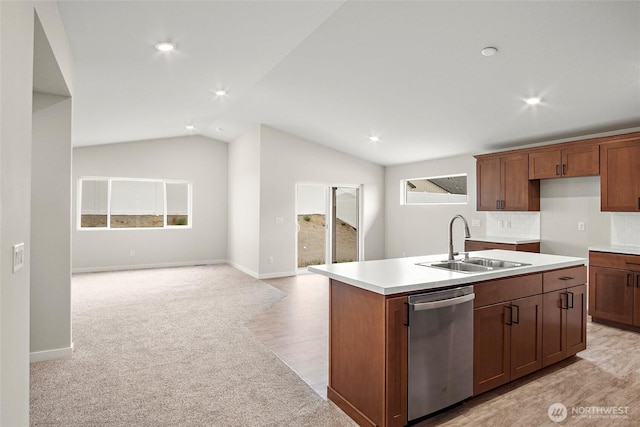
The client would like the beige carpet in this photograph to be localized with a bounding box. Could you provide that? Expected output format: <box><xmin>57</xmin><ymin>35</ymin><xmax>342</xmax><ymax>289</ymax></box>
<box><xmin>30</xmin><ymin>265</ymin><xmax>355</xmax><ymax>426</ymax></box>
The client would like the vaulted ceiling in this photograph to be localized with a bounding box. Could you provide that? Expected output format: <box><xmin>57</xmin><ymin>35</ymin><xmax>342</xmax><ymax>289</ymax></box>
<box><xmin>58</xmin><ymin>1</ymin><xmax>640</xmax><ymax>165</ymax></box>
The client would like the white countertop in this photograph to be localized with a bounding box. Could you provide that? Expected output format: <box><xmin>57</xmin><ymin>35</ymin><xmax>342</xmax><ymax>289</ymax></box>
<box><xmin>466</xmin><ymin>236</ymin><xmax>540</xmax><ymax>244</ymax></box>
<box><xmin>589</xmin><ymin>245</ymin><xmax>640</xmax><ymax>256</ymax></box>
<box><xmin>308</xmin><ymin>249</ymin><xmax>586</xmax><ymax>296</ymax></box>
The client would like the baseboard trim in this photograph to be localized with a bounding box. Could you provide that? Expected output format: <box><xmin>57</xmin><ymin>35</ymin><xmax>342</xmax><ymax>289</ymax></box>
<box><xmin>72</xmin><ymin>259</ymin><xmax>226</xmax><ymax>274</ymax></box>
<box><xmin>226</xmin><ymin>261</ymin><xmax>259</xmax><ymax>279</ymax></box>
<box><xmin>30</xmin><ymin>343</ymin><xmax>74</xmax><ymax>363</ymax></box>
<box><xmin>259</xmin><ymin>271</ymin><xmax>297</xmax><ymax>280</ymax></box>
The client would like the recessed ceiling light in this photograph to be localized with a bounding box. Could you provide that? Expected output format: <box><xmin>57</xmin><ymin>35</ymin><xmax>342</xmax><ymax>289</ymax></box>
<box><xmin>185</xmin><ymin>124</ymin><xmax>195</xmax><ymax>131</ymax></box>
<box><xmin>155</xmin><ymin>41</ymin><xmax>176</xmax><ymax>52</ymax></box>
<box><xmin>214</xmin><ymin>90</ymin><xmax>227</xmax><ymax>97</ymax></box>
<box><xmin>525</xmin><ymin>96</ymin><xmax>542</xmax><ymax>105</ymax></box>
<box><xmin>481</xmin><ymin>47</ymin><xmax>498</xmax><ymax>57</ymax></box>
<box><xmin>216</xmin><ymin>127</ymin><xmax>224</xmax><ymax>132</ymax></box>
<box><xmin>369</xmin><ymin>136</ymin><xmax>380</xmax><ymax>143</ymax></box>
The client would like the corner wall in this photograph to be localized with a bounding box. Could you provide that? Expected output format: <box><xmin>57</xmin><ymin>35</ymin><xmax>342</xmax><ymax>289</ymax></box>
<box><xmin>385</xmin><ymin>154</ymin><xmax>482</xmax><ymax>258</ymax></box>
<box><xmin>259</xmin><ymin>126</ymin><xmax>385</xmax><ymax>277</ymax></box>
<box><xmin>72</xmin><ymin>135</ymin><xmax>228</xmax><ymax>272</ymax></box>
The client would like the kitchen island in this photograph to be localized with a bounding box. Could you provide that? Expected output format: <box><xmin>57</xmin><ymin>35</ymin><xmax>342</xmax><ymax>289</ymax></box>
<box><xmin>309</xmin><ymin>250</ymin><xmax>587</xmax><ymax>427</ymax></box>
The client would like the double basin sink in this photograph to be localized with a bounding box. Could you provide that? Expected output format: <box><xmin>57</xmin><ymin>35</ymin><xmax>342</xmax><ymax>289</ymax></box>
<box><xmin>417</xmin><ymin>257</ymin><xmax>530</xmax><ymax>273</ymax></box>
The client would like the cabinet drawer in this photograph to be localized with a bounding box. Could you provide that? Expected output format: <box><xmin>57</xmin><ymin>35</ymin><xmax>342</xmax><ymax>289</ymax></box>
<box><xmin>543</xmin><ymin>266</ymin><xmax>587</xmax><ymax>293</ymax></box>
<box><xmin>590</xmin><ymin>252</ymin><xmax>640</xmax><ymax>271</ymax></box>
<box><xmin>474</xmin><ymin>273</ymin><xmax>542</xmax><ymax>308</ymax></box>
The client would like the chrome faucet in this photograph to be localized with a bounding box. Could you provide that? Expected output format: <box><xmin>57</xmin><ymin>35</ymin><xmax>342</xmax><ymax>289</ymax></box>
<box><xmin>448</xmin><ymin>214</ymin><xmax>471</xmax><ymax>261</ymax></box>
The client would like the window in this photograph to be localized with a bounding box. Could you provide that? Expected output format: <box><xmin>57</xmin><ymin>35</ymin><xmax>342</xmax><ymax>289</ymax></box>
<box><xmin>403</xmin><ymin>174</ymin><xmax>467</xmax><ymax>205</ymax></box>
<box><xmin>78</xmin><ymin>177</ymin><xmax>191</xmax><ymax>229</ymax></box>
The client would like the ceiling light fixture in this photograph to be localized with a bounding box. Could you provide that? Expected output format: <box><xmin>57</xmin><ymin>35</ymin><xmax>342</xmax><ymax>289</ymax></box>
<box><xmin>214</xmin><ymin>90</ymin><xmax>227</xmax><ymax>97</ymax></box>
<box><xmin>525</xmin><ymin>96</ymin><xmax>542</xmax><ymax>105</ymax></box>
<box><xmin>185</xmin><ymin>124</ymin><xmax>195</xmax><ymax>131</ymax></box>
<box><xmin>369</xmin><ymin>136</ymin><xmax>380</xmax><ymax>143</ymax></box>
<box><xmin>155</xmin><ymin>41</ymin><xmax>176</xmax><ymax>52</ymax></box>
<box><xmin>481</xmin><ymin>47</ymin><xmax>498</xmax><ymax>57</ymax></box>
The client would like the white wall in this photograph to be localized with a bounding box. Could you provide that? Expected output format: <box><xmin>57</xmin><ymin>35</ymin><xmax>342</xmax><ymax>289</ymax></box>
<box><xmin>385</xmin><ymin>155</ymin><xmax>482</xmax><ymax>258</ymax></box>
<box><xmin>0</xmin><ymin>1</ymin><xmax>73</xmax><ymax>424</ymax></box>
<box><xmin>540</xmin><ymin>176</ymin><xmax>610</xmax><ymax>257</ymax></box>
<box><xmin>259</xmin><ymin>125</ymin><xmax>385</xmax><ymax>277</ymax></box>
<box><xmin>31</xmin><ymin>93</ymin><xmax>72</xmax><ymax>357</ymax></box>
<box><xmin>72</xmin><ymin>135</ymin><xmax>228</xmax><ymax>272</ymax></box>
<box><xmin>227</xmin><ymin>126</ymin><xmax>261</xmax><ymax>277</ymax></box>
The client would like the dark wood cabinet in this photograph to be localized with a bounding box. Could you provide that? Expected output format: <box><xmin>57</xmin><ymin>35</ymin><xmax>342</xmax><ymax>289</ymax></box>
<box><xmin>542</xmin><ymin>284</ymin><xmax>587</xmax><ymax>367</ymax></box>
<box><xmin>473</xmin><ymin>273</ymin><xmax>543</xmax><ymax>395</ymax></box>
<box><xmin>465</xmin><ymin>240</ymin><xmax>540</xmax><ymax>253</ymax></box>
<box><xmin>600</xmin><ymin>138</ymin><xmax>640</xmax><ymax>212</ymax></box>
<box><xmin>327</xmin><ymin>279</ymin><xmax>408</xmax><ymax>427</ymax></box>
<box><xmin>476</xmin><ymin>153</ymin><xmax>540</xmax><ymax>211</ymax></box>
<box><xmin>589</xmin><ymin>251</ymin><xmax>640</xmax><ymax>329</ymax></box>
<box><xmin>528</xmin><ymin>143</ymin><xmax>599</xmax><ymax>179</ymax></box>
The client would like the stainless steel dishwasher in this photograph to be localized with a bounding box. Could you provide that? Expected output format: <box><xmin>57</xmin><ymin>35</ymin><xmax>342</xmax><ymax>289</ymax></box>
<box><xmin>407</xmin><ymin>285</ymin><xmax>475</xmax><ymax>421</ymax></box>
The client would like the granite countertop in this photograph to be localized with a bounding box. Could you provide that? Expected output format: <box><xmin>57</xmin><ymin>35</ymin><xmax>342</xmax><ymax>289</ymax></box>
<box><xmin>466</xmin><ymin>236</ymin><xmax>541</xmax><ymax>244</ymax></box>
<box><xmin>308</xmin><ymin>249</ymin><xmax>586</xmax><ymax>295</ymax></box>
<box><xmin>589</xmin><ymin>245</ymin><xmax>640</xmax><ymax>256</ymax></box>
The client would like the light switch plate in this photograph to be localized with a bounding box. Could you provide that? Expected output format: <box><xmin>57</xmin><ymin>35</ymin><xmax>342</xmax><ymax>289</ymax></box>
<box><xmin>13</xmin><ymin>243</ymin><xmax>25</xmax><ymax>273</ymax></box>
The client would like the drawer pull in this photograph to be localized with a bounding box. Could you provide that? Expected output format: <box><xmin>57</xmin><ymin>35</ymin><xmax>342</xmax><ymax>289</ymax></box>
<box><xmin>555</xmin><ymin>165</ymin><xmax>560</xmax><ymax>176</ymax></box>
<box><xmin>562</xmin><ymin>164</ymin><xmax>567</xmax><ymax>175</ymax></box>
<box><xmin>559</xmin><ymin>276</ymin><xmax>574</xmax><ymax>281</ymax></box>
<box><xmin>627</xmin><ymin>273</ymin><xmax>633</xmax><ymax>287</ymax></box>
<box><xmin>637</xmin><ymin>275</ymin><xmax>640</xmax><ymax>288</ymax></box>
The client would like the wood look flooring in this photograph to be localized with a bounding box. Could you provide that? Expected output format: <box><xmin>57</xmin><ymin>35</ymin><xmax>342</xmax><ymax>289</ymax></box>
<box><xmin>249</xmin><ymin>274</ymin><xmax>640</xmax><ymax>426</ymax></box>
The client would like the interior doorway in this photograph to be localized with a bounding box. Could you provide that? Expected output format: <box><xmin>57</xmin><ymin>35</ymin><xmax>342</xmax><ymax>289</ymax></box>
<box><xmin>296</xmin><ymin>184</ymin><xmax>360</xmax><ymax>271</ymax></box>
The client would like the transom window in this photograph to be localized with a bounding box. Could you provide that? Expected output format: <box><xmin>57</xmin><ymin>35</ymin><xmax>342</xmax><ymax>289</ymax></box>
<box><xmin>78</xmin><ymin>177</ymin><xmax>191</xmax><ymax>229</ymax></box>
<box><xmin>402</xmin><ymin>174</ymin><xmax>468</xmax><ymax>205</ymax></box>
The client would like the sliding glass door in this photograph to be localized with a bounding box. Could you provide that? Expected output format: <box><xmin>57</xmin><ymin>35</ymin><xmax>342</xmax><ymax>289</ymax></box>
<box><xmin>296</xmin><ymin>184</ymin><xmax>360</xmax><ymax>270</ymax></box>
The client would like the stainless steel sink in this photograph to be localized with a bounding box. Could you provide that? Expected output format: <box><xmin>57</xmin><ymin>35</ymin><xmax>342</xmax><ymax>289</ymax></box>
<box><xmin>416</xmin><ymin>261</ymin><xmax>494</xmax><ymax>273</ymax></box>
<box><xmin>416</xmin><ymin>257</ymin><xmax>530</xmax><ymax>273</ymax></box>
<box><xmin>464</xmin><ymin>257</ymin><xmax>530</xmax><ymax>268</ymax></box>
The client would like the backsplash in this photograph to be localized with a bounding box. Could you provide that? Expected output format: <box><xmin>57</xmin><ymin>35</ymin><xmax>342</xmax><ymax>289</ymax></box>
<box><xmin>486</xmin><ymin>212</ymin><xmax>540</xmax><ymax>239</ymax></box>
<box><xmin>611</xmin><ymin>213</ymin><xmax>640</xmax><ymax>247</ymax></box>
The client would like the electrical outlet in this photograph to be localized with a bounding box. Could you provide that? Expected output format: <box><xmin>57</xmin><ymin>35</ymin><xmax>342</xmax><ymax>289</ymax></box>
<box><xmin>268</xmin><ymin>256</ymin><xmax>274</xmax><ymax>264</ymax></box>
<box><xmin>130</xmin><ymin>249</ymin><xmax>135</xmax><ymax>257</ymax></box>
<box><xmin>13</xmin><ymin>243</ymin><xmax>25</xmax><ymax>273</ymax></box>
<box><xmin>497</xmin><ymin>220</ymin><xmax>503</xmax><ymax>228</ymax></box>
<box><xmin>472</xmin><ymin>220</ymin><xmax>481</xmax><ymax>227</ymax></box>
<box><xmin>402</xmin><ymin>251</ymin><xmax>406</xmax><ymax>257</ymax></box>
<box><xmin>506</xmin><ymin>220</ymin><xmax>512</xmax><ymax>228</ymax></box>
<box><xmin>578</xmin><ymin>221</ymin><xmax>586</xmax><ymax>231</ymax></box>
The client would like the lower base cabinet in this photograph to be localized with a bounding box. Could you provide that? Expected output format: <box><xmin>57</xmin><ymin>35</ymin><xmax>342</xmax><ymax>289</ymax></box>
<box><xmin>542</xmin><ymin>284</ymin><xmax>587</xmax><ymax>367</ymax></box>
<box><xmin>473</xmin><ymin>266</ymin><xmax>587</xmax><ymax>396</ymax></box>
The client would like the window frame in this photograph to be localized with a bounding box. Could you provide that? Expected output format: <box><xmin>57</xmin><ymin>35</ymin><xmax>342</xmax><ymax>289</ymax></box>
<box><xmin>401</xmin><ymin>173</ymin><xmax>468</xmax><ymax>205</ymax></box>
<box><xmin>77</xmin><ymin>176</ymin><xmax>192</xmax><ymax>230</ymax></box>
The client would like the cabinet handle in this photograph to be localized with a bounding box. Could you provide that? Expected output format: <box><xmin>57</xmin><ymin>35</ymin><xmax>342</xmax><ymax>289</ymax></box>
<box><xmin>636</xmin><ymin>275</ymin><xmax>640</xmax><ymax>288</ymax></box>
<box><xmin>560</xmin><ymin>292</ymin><xmax>568</xmax><ymax>310</ymax></box>
<box><xmin>562</xmin><ymin>164</ymin><xmax>567</xmax><ymax>175</ymax></box>
<box><xmin>511</xmin><ymin>304</ymin><xmax>520</xmax><ymax>324</ymax></box>
<box><xmin>568</xmin><ymin>291</ymin><xmax>574</xmax><ymax>309</ymax></box>
<box><xmin>506</xmin><ymin>305</ymin><xmax>513</xmax><ymax>326</ymax></box>
<box><xmin>638</xmin><ymin>197</ymin><xmax>640</xmax><ymax>210</ymax></box>
<box><xmin>627</xmin><ymin>273</ymin><xmax>633</xmax><ymax>287</ymax></box>
<box><xmin>496</xmin><ymin>200</ymin><xmax>500</xmax><ymax>209</ymax></box>
<box><xmin>559</xmin><ymin>276</ymin><xmax>574</xmax><ymax>281</ymax></box>
<box><xmin>555</xmin><ymin>165</ymin><xmax>560</xmax><ymax>176</ymax></box>
<box><xmin>501</xmin><ymin>200</ymin><xmax>505</xmax><ymax>210</ymax></box>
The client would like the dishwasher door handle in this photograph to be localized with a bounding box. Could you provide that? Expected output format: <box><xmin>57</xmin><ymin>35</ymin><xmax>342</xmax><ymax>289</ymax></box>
<box><xmin>410</xmin><ymin>293</ymin><xmax>475</xmax><ymax>311</ymax></box>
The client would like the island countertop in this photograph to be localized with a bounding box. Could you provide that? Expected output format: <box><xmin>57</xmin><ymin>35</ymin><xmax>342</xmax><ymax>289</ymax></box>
<box><xmin>308</xmin><ymin>249</ymin><xmax>586</xmax><ymax>295</ymax></box>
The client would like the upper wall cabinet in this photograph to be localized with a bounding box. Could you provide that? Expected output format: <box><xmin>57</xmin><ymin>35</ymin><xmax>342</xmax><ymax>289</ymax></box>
<box><xmin>528</xmin><ymin>142</ymin><xmax>599</xmax><ymax>180</ymax></box>
<box><xmin>600</xmin><ymin>137</ymin><xmax>640</xmax><ymax>212</ymax></box>
<box><xmin>476</xmin><ymin>153</ymin><xmax>540</xmax><ymax>211</ymax></box>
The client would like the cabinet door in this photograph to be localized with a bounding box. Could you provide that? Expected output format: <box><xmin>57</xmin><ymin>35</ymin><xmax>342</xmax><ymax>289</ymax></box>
<box><xmin>600</xmin><ymin>139</ymin><xmax>640</xmax><ymax>211</ymax></box>
<box><xmin>473</xmin><ymin>302</ymin><xmax>511</xmax><ymax>395</ymax></box>
<box><xmin>588</xmin><ymin>266</ymin><xmax>634</xmax><ymax>325</ymax></box>
<box><xmin>385</xmin><ymin>296</ymin><xmax>408</xmax><ymax>427</ymax></box>
<box><xmin>477</xmin><ymin>157</ymin><xmax>502</xmax><ymax>211</ymax></box>
<box><xmin>565</xmin><ymin>284</ymin><xmax>587</xmax><ymax>356</ymax></box>
<box><xmin>529</xmin><ymin>149</ymin><xmax>561</xmax><ymax>179</ymax></box>
<box><xmin>502</xmin><ymin>154</ymin><xmax>540</xmax><ymax>211</ymax></box>
<box><xmin>562</xmin><ymin>144</ymin><xmax>599</xmax><ymax>177</ymax></box>
<box><xmin>510</xmin><ymin>294</ymin><xmax>543</xmax><ymax>380</ymax></box>
<box><xmin>542</xmin><ymin>290</ymin><xmax>566</xmax><ymax>367</ymax></box>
